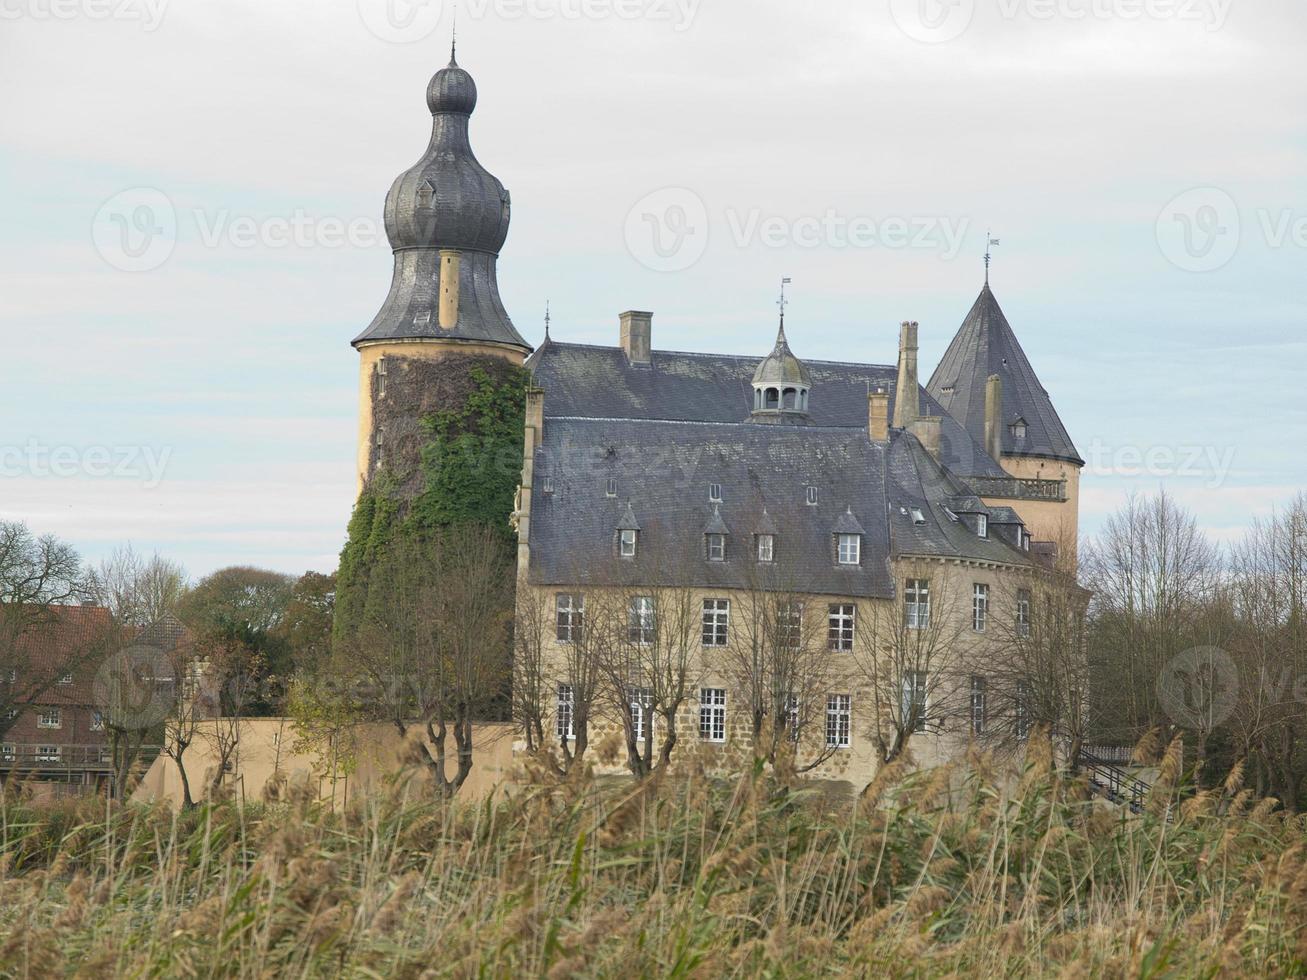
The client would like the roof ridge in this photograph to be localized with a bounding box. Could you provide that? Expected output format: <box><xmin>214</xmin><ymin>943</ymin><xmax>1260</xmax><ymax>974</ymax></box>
<box><xmin>538</xmin><ymin>340</ymin><xmax>895</xmax><ymax>372</ymax></box>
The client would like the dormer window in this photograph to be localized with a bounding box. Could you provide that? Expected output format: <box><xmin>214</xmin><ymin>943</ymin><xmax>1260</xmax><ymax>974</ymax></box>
<box><xmin>806</xmin><ymin>487</ymin><xmax>818</xmax><ymax>506</ymax></box>
<box><xmin>706</xmin><ymin>533</ymin><xmax>727</xmax><ymax>562</ymax></box>
<box><xmin>837</xmin><ymin>534</ymin><xmax>861</xmax><ymax>566</ymax></box>
<box><xmin>708</xmin><ymin>483</ymin><xmax>722</xmax><ymax>503</ymax></box>
<box><xmin>413</xmin><ymin>310</ymin><xmax>432</xmax><ymax>328</ymax></box>
<box><xmin>976</xmin><ymin>515</ymin><xmax>988</xmax><ymax>539</ymax></box>
<box><xmin>542</xmin><ymin>477</ymin><xmax>555</xmax><ymax>495</ymax></box>
<box><xmin>417</xmin><ymin>181</ymin><xmax>434</xmax><ymax>208</ymax></box>
<box><xmin>756</xmin><ymin>534</ymin><xmax>775</xmax><ymax>563</ymax></box>
<box><xmin>1010</xmin><ymin>419</ymin><xmax>1028</xmax><ymax>440</ymax></box>
<box><xmin>619</xmin><ymin>529</ymin><xmax>638</xmax><ymax>558</ymax></box>
<box><xmin>910</xmin><ymin>508</ymin><xmax>926</xmax><ymax>525</ymax></box>
<box><xmin>606</xmin><ymin>478</ymin><xmax>618</xmax><ymax>498</ymax></box>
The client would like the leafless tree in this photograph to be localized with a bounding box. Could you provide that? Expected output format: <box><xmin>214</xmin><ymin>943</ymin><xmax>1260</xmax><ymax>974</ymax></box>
<box><xmin>85</xmin><ymin>545</ymin><xmax>188</xmax><ymax>629</ymax></box>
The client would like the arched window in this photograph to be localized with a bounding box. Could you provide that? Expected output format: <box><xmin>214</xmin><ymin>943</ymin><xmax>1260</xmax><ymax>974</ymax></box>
<box><xmin>782</xmin><ymin>388</ymin><xmax>797</xmax><ymax>409</ymax></box>
<box><xmin>765</xmin><ymin>388</ymin><xmax>780</xmax><ymax>410</ymax></box>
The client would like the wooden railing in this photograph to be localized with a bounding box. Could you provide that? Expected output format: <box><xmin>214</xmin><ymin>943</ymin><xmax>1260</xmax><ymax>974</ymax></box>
<box><xmin>0</xmin><ymin>743</ymin><xmax>161</xmax><ymax>775</ymax></box>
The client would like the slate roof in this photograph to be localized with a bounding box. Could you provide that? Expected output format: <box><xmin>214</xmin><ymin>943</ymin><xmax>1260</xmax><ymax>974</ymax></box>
<box><xmin>926</xmin><ymin>285</ymin><xmax>1082</xmax><ymax>465</ymax></box>
<box><xmin>528</xmin><ymin>341</ymin><xmax>1009</xmax><ymax>480</ymax></box>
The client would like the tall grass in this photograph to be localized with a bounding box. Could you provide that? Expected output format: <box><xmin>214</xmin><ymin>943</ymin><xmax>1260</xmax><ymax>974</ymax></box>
<box><xmin>1</xmin><ymin>739</ymin><xmax>1304</xmax><ymax>978</ymax></box>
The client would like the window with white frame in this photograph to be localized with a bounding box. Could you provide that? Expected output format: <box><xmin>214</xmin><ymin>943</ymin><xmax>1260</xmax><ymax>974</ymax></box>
<box><xmin>806</xmin><ymin>486</ymin><xmax>818</xmax><ymax>506</ymax></box>
<box><xmin>37</xmin><ymin>745</ymin><xmax>61</xmax><ymax>763</ymax></box>
<box><xmin>706</xmin><ymin>533</ymin><xmax>727</xmax><ymax>562</ymax></box>
<box><xmin>828</xmin><ymin>604</ymin><xmax>855</xmax><ymax>652</ymax></box>
<box><xmin>776</xmin><ymin>600</ymin><xmax>804</xmax><ymax>650</ymax></box>
<box><xmin>629</xmin><ymin>596</ymin><xmax>656</xmax><ymax>645</ymax></box>
<box><xmin>37</xmin><ymin>708</ymin><xmax>62</xmax><ymax>729</ymax></box>
<box><xmin>91</xmin><ymin>710</ymin><xmax>105</xmax><ymax>732</ymax></box>
<box><xmin>606</xmin><ymin>478</ymin><xmax>618</xmax><ymax>497</ymax></box>
<box><xmin>756</xmin><ymin>534</ymin><xmax>775</xmax><ymax>563</ymax></box>
<box><xmin>629</xmin><ymin>687</ymin><xmax>653</xmax><ymax>742</ymax></box>
<box><xmin>825</xmin><ymin>694</ymin><xmax>851</xmax><ymax>748</ymax></box>
<box><xmin>901</xmin><ymin>671</ymin><xmax>928</xmax><ymax>733</ymax></box>
<box><xmin>699</xmin><ymin>688</ymin><xmax>726</xmax><ymax>742</ymax></box>
<box><xmin>1016</xmin><ymin>589</ymin><xmax>1032</xmax><ymax>637</ymax></box>
<box><xmin>619</xmin><ymin>529</ymin><xmax>638</xmax><ymax>558</ymax></box>
<box><xmin>904</xmin><ymin>579</ymin><xmax>931</xmax><ymax>629</ymax></box>
<box><xmin>556</xmin><ymin>593</ymin><xmax>584</xmax><ymax>643</ymax></box>
<box><xmin>708</xmin><ymin>483</ymin><xmax>722</xmax><ymax>503</ymax></box>
<box><xmin>970</xmin><ymin>676</ymin><xmax>987</xmax><ymax>735</ymax></box>
<box><xmin>976</xmin><ymin>514</ymin><xmax>988</xmax><ymax>538</ymax></box>
<box><xmin>837</xmin><ymin>533</ymin><xmax>861</xmax><ymax>566</ymax></box>
<box><xmin>0</xmin><ymin>744</ymin><xmax>14</xmax><ymax>762</ymax></box>
<box><xmin>702</xmin><ymin>599</ymin><xmax>729</xmax><ymax>647</ymax></box>
<box><xmin>377</xmin><ymin>357</ymin><xmax>387</xmax><ymax>396</ymax></box>
<box><xmin>972</xmin><ymin>583</ymin><xmax>989</xmax><ymax>633</ymax></box>
<box><xmin>556</xmin><ymin>684</ymin><xmax>575</xmax><ymax>741</ymax></box>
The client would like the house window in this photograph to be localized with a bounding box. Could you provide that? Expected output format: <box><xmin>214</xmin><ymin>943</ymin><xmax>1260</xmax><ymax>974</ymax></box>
<box><xmin>1015</xmin><ymin>680</ymin><xmax>1033</xmax><ymax>739</ymax></box>
<box><xmin>377</xmin><ymin>357</ymin><xmax>387</xmax><ymax>397</ymax></box>
<box><xmin>630</xmin><ymin>687</ymin><xmax>653</xmax><ymax>742</ymax></box>
<box><xmin>619</xmin><ymin>529</ymin><xmax>638</xmax><ymax>558</ymax></box>
<box><xmin>776</xmin><ymin>601</ymin><xmax>804</xmax><ymax>650</ymax></box>
<box><xmin>976</xmin><ymin>514</ymin><xmax>988</xmax><ymax>539</ymax></box>
<box><xmin>702</xmin><ymin>599</ymin><xmax>730</xmax><ymax>648</ymax></box>
<box><xmin>556</xmin><ymin>684</ymin><xmax>575</xmax><ymax>741</ymax></box>
<box><xmin>708</xmin><ymin>483</ymin><xmax>722</xmax><ymax>503</ymax></box>
<box><xmin>1016</xmin><ymin>589</ymin><xmax>1032</xmax><ymax>637</ymax></box>
<box><xmin>972</xmin><ymin>583</ymin><xmax>989</xmax><ymax>633</ymax></box>
<box><xmin>556</xmin><ymin>594</ymin><xmax>584</xmax><ymax>643</ymax></box>
<box><xmin>91</xmin><ymin>710</ymin><xmax>105</xmax><ymax>732</ymax></box>
<box><xmin>37</xmin><ymin>745</ymin><xmax>62</xmax><ymax>763</ymax></box>
<box><xmin>606</xmin><ymin>478</ymin><xmax>618</xmax><ymax>497</ymax></box>
<box><xmin>706</xmin><ymin>533</ymin><xmax>727</xmax><ymax>562</ymax></box>
<box><xmin>1011</xmin><ymin>420</ymin><xmax>1027</xmax><ymax>440</ymax></box>
<box><xmin>902</xmin><ymin>671</ymin><xmax>928</xmax><ymax>733</ymax></box>
<box><xmin>699</xmin><ymin>688</ymin><xmax>726</xmax><ymax>743</ymax></box>
<box><xmin>837</xmin><ymin>533</ymin><xmax>861</xmax><ymax>566</ymax></box>
<box><xmin>806</xmin><ymin>486</ymin><xmax>818</xmax><ymax>506</ymax></box>
<box><xmin>0</xmin><ymin>744</ymin><xmax>14</xmax><ymax>762</ymax></box>
<box><xmin>542</xmin><ymin>477</ymin><xmax>555</xmax><ymax>495</ymax></box>
<box><xmin>417</xmin><ymin>182</ymin><xmax>433</xmax><ymax>207</ymax></box>
<box><xmin>628</xmin><ymin>596</ymin><xmax>656</xmax><ymax>645</ymax></box>
<box><xmin>756</xmin><ymin>534</ymin><xmax>775</xmax><ymax>563</ymax></box>
<box><xmin>37</xmin><ymin>708</ymin><xmax>62</xmax><ymax>729</ymax></box>
<box><xmin>970</xmin><ymin>676</ymin><xmax>987</xmax><ymax>735</ymax></box>
<box><xmin>828</xmin><ymin>604</ymin><xmax>855</xmax><ymax>652</ymax></box>
<box><xmin>910</xmin><ymin>508</ymin><xmax>926</xmax><ymax>525</ymax></box>
<box><xmin>904</xmin><ymin>579</ymin><xmax>931</xmax><ymax>629</ymax></box>
<box><xmin>825</xmin><ymin>694</ymin><xmax>851</xmax><ymax>748</ymax></box>
<box><xmin>59</xmin><ymin>673</ymin><xmax>73</xmax><ymax>685</ymax></box>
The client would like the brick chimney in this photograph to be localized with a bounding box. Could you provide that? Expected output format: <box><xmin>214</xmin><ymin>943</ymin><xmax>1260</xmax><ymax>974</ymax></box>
<box><xmin>892</xmin><ymin>321</ymin><xmax>920</xmax><ymax>428</ymax></box>
<box><xmin>868</xmin><ymin>387</ymin><xmax>889</xmax><ymax>442</ymax></box>
<box><xmin>908</xmin><ymin>416</ymin><xmax>942</xmax><ymax>460</ymax></box>
<box><xmin>984</xmin><ymin>374</ymin><xmax>1004</xmax><ymax>462</ymax></box>
<box><xmin>620</xmin><ymin>311</ymin><xmax>653</xmax><ymax>365</ymax></box>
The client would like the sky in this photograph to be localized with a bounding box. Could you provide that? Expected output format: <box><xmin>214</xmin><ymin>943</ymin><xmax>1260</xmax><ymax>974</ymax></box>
<box><xmin>1</xmin><ymin>0</ymin><xmax>1304</xmax><ymax>580</ymax></box>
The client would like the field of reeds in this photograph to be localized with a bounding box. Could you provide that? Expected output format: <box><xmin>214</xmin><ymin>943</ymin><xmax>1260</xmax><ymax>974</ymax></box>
<box><xmin>1</xmin><ymin>736</ymin><xmax>1305</xmax><ymax>978</ymax></box>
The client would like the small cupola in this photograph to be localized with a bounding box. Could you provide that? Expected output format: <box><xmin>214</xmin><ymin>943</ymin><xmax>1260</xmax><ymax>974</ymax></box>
<box><xmin>751</xmin><ymin>320</ymin><xmax>812</xmax><ymax>423</ymax></box>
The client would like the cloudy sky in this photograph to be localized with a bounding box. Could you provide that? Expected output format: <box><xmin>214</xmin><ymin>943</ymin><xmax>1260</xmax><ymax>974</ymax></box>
<box><xmin>1</xmin><ymin>0</ymin><xmax>1304</xmax><ymax>580</ymax></box>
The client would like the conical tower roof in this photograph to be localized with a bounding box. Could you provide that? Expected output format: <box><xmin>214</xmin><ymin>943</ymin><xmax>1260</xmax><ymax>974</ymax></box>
<box><xmin>927</xmin><ymin>285</ymin><xmax>1081</xmax><ymax>465</ymax></box>
<box><xmin>752</xmin><ymin>322</ymin><xmax>812</xmax><ymax>387</ymax></box>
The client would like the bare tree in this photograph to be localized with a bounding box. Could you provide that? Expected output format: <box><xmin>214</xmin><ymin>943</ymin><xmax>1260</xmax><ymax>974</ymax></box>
<box><xmin>853</xmin><ymin>559</ymin><xmax>971</xmax><ymax>765</ymax></box>
<box><xmin>85</xmin><ymin>545</ymin><xmax>187</xmax><ymax>629</ymax></box>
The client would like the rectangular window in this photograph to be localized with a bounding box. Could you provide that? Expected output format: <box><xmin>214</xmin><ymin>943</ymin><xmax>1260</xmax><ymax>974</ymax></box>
<box><xmin>904</xmin><ymin>579</ymin><xmax>931</xmax><ymax>629</ymax></box>
<box><xmin>828</xmin><ymin>604</ymin><xmax>855</xmax><ymax>652</ymax></box>
<box><xmin>630</xmin><ymin>687</ymin><xmax>653</xmax><ymax>742</ymax></box>
<box><xmin>37</xmin><ymin>745</ymin><xmax>61</xmax><ymax>763</ymax></box>
<box><xmin>837</xmin><ymin>534</ymin><xmax>861</xmax><ymax>565</ymax></box>
<box><xmin>699</xmin><ymin>688</ymin><xmax>726</xmax><ymax>743</ymax></box>
<box><xmin>702</xmin><ymin>599</ymin><xmax>730</xmax><ymax>647</ymax></box>
<box><xmin>0</xmin><ymin>744</ymin><xmax>14</xmax><ymax>762</ymax></box>
<box><xmin>37</xmin><ymin>708</ymin><xmax>62</xmax><ymax>729</ymax></box>
<box><xmin>972</xmin><ymin>583</ymin><xmax>989</xmax><ymax>633</ymax></box>
<box><xmin>706</xmin><ymin>533</ymin><xmax>727</xmax><ymax>562</ymax></box>
<box><xmin>976</xmin><ymin>514</ymin><xmax>988</xmax><ymax>538</ymax></box>
<box><xmin>776</xmin><ymin>601</ymin><xmax>804</xmax><ymax>650</ymax></box>
<box><xmin>708</xmin><ymin>483</ymin><xmax>722</xmax><ymax>503</ymax></box>
<box><xmin>377</xmin><ymin>358</ymin><xmax>387</xmax><ymax>397</ymax></box>
<box><xmin>556</xmin><ymin>684</ymin><xmax>575</xmax><ymax>741</ymax></box>
<box><xmin>1016</xmin><ymin>589</ymin><xmax>1031</xmax><ymax>637</ymax></box>
<box><xmin>757</xmin><ymin>534</ymin><xmax>775</xmax><ymax>563</ymax></box>
<box><xmin>970</xmin><ymin>676</ymin><xmax>987</xmax><ymax>735</ymax></box>
<box><xmin>902</xmin><ymin>671</ymin><xmax>928</xmax><ymax>733</ymax></box>
<box><xmin>555</xmin><ymin>593</ymin><xmax>584</xmax><ymax>643</ymax></box>
<box><xmin>606</xmin><ymin>478</ymin><xmax>618</xmax><ymax>497</ymax></box>
<box><xmin>629</xmin><ymin>596</ymin><xmax>656</xmax><ymax>645</ymax></box>
<box><xmin>619</xmin><ymin>529</ymin><xmax>638</xmax><ymax>558</ymax></box>
<box><xmin>806</xmin><ymin>486</ymin><xmax>819</xmax><ymax>506</ymax></box>
<box><xmin>825</xmin><ymin>694</ymin><xmax>851</xmax><ymax>748</ymax></box>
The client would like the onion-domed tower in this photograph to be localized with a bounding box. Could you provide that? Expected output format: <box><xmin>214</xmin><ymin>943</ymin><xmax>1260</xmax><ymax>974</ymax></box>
<box><xmin>749</xmin><ymin>320</ymin><xmax>812</xmax><ymax>423</ymax></box>
<box><xmin>351</xmin><ymin>51</ymin><xmax>532</xmax><ymax>489</ymax></box>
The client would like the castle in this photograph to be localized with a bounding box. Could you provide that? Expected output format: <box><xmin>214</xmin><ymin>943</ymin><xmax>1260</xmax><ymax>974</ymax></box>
<box><xmin>354</xmin><ymin>55</ymin><xmax>1084</xmax><ymax>782</ymax></box>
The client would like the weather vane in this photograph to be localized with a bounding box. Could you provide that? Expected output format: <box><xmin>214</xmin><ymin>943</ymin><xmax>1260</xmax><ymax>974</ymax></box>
<box><xmin>984</xmin><ymin>232</ymin><xmax>1001</xmax><ymax>285</ymax></box>
<box><xmin>778</xmin><ymin>277</ymin><xmax>793</xmax><ymax>326</ymax></box>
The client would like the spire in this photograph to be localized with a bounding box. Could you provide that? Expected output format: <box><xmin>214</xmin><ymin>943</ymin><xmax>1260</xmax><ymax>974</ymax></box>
<box><xmin>449</xmin><ymin>5</ymin><xmax>458</xmax><ymax>65</ymax></box>
<box><xmin>543</xmin><ymin>300</ymin><xmax>551</xmax><ymax>341</ymax></box>
<box><xmin>984</xmin><ymin>231</ymin><xmax>1000</xmax><ymax>286</ymax></box>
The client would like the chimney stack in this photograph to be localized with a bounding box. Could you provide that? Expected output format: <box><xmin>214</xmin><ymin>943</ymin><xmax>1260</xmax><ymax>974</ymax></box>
<box><xmin>868</xmin><ymin>387</ymin><xmax>889</xmax><ymax>442</ymax></box>
<box><xmin>892</xmin><ymin>321</ymin><xmax>920</xmax><ymax>429</ymax></box>
<box><xmin>438</xmin><ymin>249</ymin><xmax>462</xmax><ymax>329</ymax></box>
<box><xmin>984</xmin><ymin>374</ymin><xmax>1004</xmax><ymax>462</ymax></box>
<box><xmin>620</xmin><ymin>311</ymin><xmax>653</xmax><ymax>365</ymax></box>
<box><xmin>908</xmin><ymin>416</ymin><xmax>943</xmax><ymax>460</ymax></box>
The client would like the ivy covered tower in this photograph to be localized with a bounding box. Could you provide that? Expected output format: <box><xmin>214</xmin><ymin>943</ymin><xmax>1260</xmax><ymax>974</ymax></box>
<box><xmin>351</xmin><ymin>49</ymin><xmax>532</xmax><ymax>493</ymax></box>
